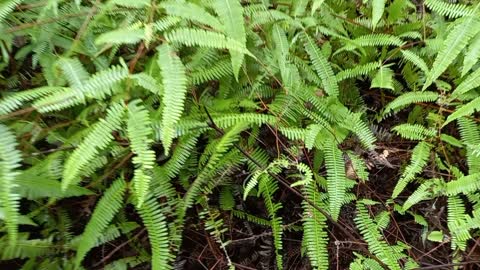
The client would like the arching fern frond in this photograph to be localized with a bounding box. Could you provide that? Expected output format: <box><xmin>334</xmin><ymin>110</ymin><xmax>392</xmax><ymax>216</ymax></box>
<box><xmin>0</xmin><ymin>124</ymin><xmax>21</xmax><ymax>245</ymax></box>
<box><xmin>0</xmin><ymin>0</ymin><xmax>21</xmax><ymax>24</ymax></box>
<box><xmin>423</xmin><ymin>7</ymin><xmax>480</xmax><ymax>90</ymax></box>
<box><xmin>452</xmin><ymin>66</ymin><xmax>480</xmax><ymax>97</ymax></box>
<box><xmin>445</xmin><ymin>173</ymin><xmax>480</xmax><ymax>196</ymax></box>
<box><xmin>392</xmin><ymin>123</ymin><xmax>437</xmax><ymax>140</ymax></box>
<box><xmin>161</xmin><ymin>1</ymin><xmax>223</xmax><ymax>31</ymax></box>
<box><xmin>75</xmin><ymin>178</ymin><xmax>127</xmax><ymax>268</ymax></box>
<box><xmin>0</xmin><ymin>87</ymin><xmax>61</xmax><ymax>115</ymax></box>
<box><xmin>137</xmin><ymin>196</ymin><xmax>171</xmax><ymax>270</ymax></box>
<box><xmin>424</xmin><ymin>0</ymin><xmax>474</xmax><ymax>19</ymax></box>
<box><xmin>462</xmin><ymin>33</ymin><xmax>480</xmax><ymax>76</ymax></box>
<box><xmin>158</xmin><ymin>44</ymin><xmax>188</xmax><ymax>155</ymax></box>
<box><xmin>401</xmin><ymin>50</ymin><xmax>429</xmax><ymax>74</ymax></box>
<box><xmin>324</xmin><ymin>136</ymin><xmax>346</xmax><ymax>221</ymax></box>
<box><xmin>304</xmin><ymin>34</ymin><xmax>338</xmax><ymax>97</ymax></box>
<box><xmin>392</xmin><ymin>141</ymin><xmax>432</xmax><ymax>198</ymax></box>
<box><xmin>127</xmin><ymin>100</ymin><xmax>155</xmax><ymax>208</ymax></box>
<box><xmin>214</xmin><ymin>0</ymin><xmax>246</xmax><ymax>80</ymax></box>
<box><xmin>382</xmin><ymin>91</ymin><xmax>438</xmax><ymax>117</ymax></box>
<box><xmin>443</xmin><ymin>97</ymin><xmax>480</xmax><ymax>127</ymax></box>
<box><xmin>336</xmin><ymin>61</ymin><xmax>382</xmax><ymax>81</ymax></box>
<box><xmin>57</xmin><ymin>58</ymin><xmax>89</xmax><ymax>89</ymax></box>
<box><xmin>62</xmin><ymin>103</ymin><xmax>125</xmax><ymax>190</ymax></box>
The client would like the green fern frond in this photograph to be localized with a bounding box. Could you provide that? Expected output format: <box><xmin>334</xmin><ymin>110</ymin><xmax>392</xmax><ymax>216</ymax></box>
<box><xmin>127</xmin><ymin>100</ymin><xmax>155</xmax><ymax>208</ymax></box>
<box><xmin>424</xmin><ymin>0</ymin><xmax>474</xmax><ymax>18</ymax></box>
<box><xmin>371</xmin><ymin>65</ymin><xmax>394</xmax><ymax>90</ymax></box>
<box><xmin>452</xmin><ymin>66</ymin><xmax>480</xmax><ymax>97</ymax></box>
<box><xmin>213</xmin><ymin>113</ymin><xmax>277</xmax><ymax>128</ymax></box>
<box><xmin>444</xmin><ymin>97</ymin><xmax>480</xmax><ymax>127</ymax></box>
<box><xmin>347</xmin><ymin>152</ymin><xmax>369</xmax><ymax>182</ymax></box>
<box><xmin>161</xmin><ymin>1</ymin><xmax>223</xmax><ymax>31</ymax></box>
<box><xmin>184</xmin><ymin>123</ymin><xmax>248</xmax><ymax>209</ymax></box>
<box><xmin>190</xmin><ymin>59</ymin><xmax>233</xmax><ymax>84</ymax></box>
<box><xmin>382</xmin><ymin>91</ymin><xmax>438</xmax><ymax>117</ymax></box>
<box><xmin>158</xmin><ymin>44</ymin><xmax>188</xmax><ymax>155</ymax></box>
<box><xmin>165</xmin><ymin>28</ymin><xmax>250</xmax><ymax>55</ymax></box>
<box><xmin>401</xmin><ymin>50</ymin><xmax>429</xmax><ymax>74</ymax></box>
<box><xmin>341</xmin><ymin>112</ymin><xmax>376</xmax><ymax>150</ymax></box>
<box><xmin>392</xmin><ymin>123</ymin><xmax>437</xmax><ymax>140</ymax></box>
<box><xmin>0</xmin><ymin>234</ymin><xmax>53</xmax><ymax>260</ymax></box>
<box><xmin>462</xmin><ymin>33</ymin><xmax>480</xmax><ymax>76</ymax></box>
<box><xmin>75</xmin><ymin>178</ymin><xmax>127</xmax><ymax>268</ymax></box>
<box><xmin>341</xmin><ymin>34</ymin><xmax>405</xmax><ymax>51</ymax></box>
<box><xmin>137</xmin><ymin>196</ymin><xmax>171</xmax><ymax>270</ymax></box>
<box><xmin>153</xmin><ymin>16</ymin><xmax>182</xmax><ymax>32</ymax></box>
<box><xmin>131</xmin><ymin>73</ymin><xmax>163</xmax><ymax>96</ymax></box>
<box><xmin>423</xmin><ymin>6</ymin><xmax>480</xmax><ymax>90</ymax></box>
<box><xmin>302</xmin><ymin>180</ymin><xmax>329</xmax><ymax>269</ymax></box>
<box><xmin>0</xmin><ymin>124</ymin><xmax>21</xmax><ymax>245</ymax></box>
<box><xmin>304</xmin><ymin>34</ymin><xmax>338</xmax><ymax>97</ymax></box>
<box><xmin>96</xmin><ymin>28</ymin><xmax>145</xmax><ymax>45</ymax></box>
<box><xmin>458</xmin><ymin>118</ymin><xmax>480</xmax><ymax>173</ymax></box>
<box><xmin>447</xmin><ymin>195</ymin><xmax>467</xmax><ymax>250</ymax></box>
<box><xmin>355</xmin><ymin>202</ymin><xmax>402</xmax><ymax>270</ymax></box>
<box><xmin>214</xmin><ymin>0</ymin><xmax>246</xmax><ymax>80</ymax></box>
<box><xmin>402</xmin><ymin>179</ymin><xmax>443</xmax><ymax>210</ymax></box>
<box><xmin>372</xmin><ymin>0</ymin><xmax>386</xmax><ymax>30</ymax></box>
<box><xmin>445</xmin><ymin>173</ymin><xmax>480</xmax><ymax>195</ymax></box>
<box><xmin>336</xmin><ymin>61</ymin><xmax>382</xmax><ymax>81</ymax></box>
<box><xmin>57</xmin><ymin>58</ymin><xmax>89</xmax><ymax>89</ymax></box>
<box><xmin>0</xmin><ymin>87</ymin><xmax>62</xmax><ymax>115</ymax></box>
<box><xmin>324</xmin><ymin>136</ymin><xmax>346</xmax><ymax>221</ymax></box>
<box><xmin>62</xmin><ymin>103</ymin><xmax>125</xmax><ymax>190</ymax></box>
<box><xmin>0</xmin><ymin>0</ymin><xmax>22</xmax><ymax>24</ymax></box>
<box><xmin>392</xmin><ymin>141</ymin><xmax>432</xmax><ymax>198</ymax></box>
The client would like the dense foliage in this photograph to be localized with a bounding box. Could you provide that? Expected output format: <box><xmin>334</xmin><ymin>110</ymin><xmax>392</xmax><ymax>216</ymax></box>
<box><xmin>1</xmin><ymin>0</ymin><xmax>480</xmax><ymax>269</ymax></box>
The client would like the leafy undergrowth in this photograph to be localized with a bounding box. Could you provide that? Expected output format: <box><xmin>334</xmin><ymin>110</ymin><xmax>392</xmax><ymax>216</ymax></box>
<box><xmin>2</xmin><ymin>0</ymin><xmax>480</xmax><ymax>269</ymax></box>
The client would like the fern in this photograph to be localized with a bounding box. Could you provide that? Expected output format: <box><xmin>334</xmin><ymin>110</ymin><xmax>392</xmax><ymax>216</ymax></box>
<box><xmin>392</xmin><ymin>141</ymin><xmax>432</xmax><ymax>198</ymax></box>
<box><xmin>161</xmin><ymin>1</ymin><xmax>223</xmax><ymax>31</ymax></box>
<box><xmin>401</xmin><ymin>50</ymin><xmax>429</xmax><ymax>74</ymax></box>
<box><xmin>462</xmin><ymin>33</ymin><xmax>480</xmax><ymax>76</ymax></box>
<box><xmin>0</xmin><ymin>124</ymin><xmax>21</xmax><ymax>245</ymax></box>
<box><xmin>62</xmin><ymin>103</ymin><xmax>125</xmax><ymax>190</ymax></box>
<box><xmin>371</xmin><ymin>0</ymin><xmax>386</xmax><ymax>30</ymax></box>
<box><xmin>371</xmin><ymin>65</ymin><xmax>395</xmax><ymax>90</ymax></box>
<box><xmin>336</xmin><ymin>61</ymin><xmax>382</xmax><ymax>81</ymax></box>
<box><xmin>340</xmin><ymin>34</ymin><xmax>405</xmax><ymax>52</ymax></box>
<box><xmin>75</xmin><ymin>178</ymin><xmax>127</xmax><ymax>268</ymax></box>
<box><xmin>443</xmin><ymin>97</ymin><xmax>480</xmax><ymax>127</ymax></box>
<box><xmin>304</xmin><ymin>34</ymin><xmax>339</xmax><ymax>97</ymax></box>
<box><xmin>0</xmin><ymin>0</ymin><xmax>21</xmax><ymax>24</ymax></box>
<box><xmin>96</xmin><ymin>28</ymin><xmax>145</xmax><ymax>45</ymax></box>
<box><xmin>158</xmin><ymin>44</ymin><xmax>188</xmax><ymax>155</ymax></box>
<box><xmin>445</xmin><ymin>173</ymin><xmax>480</xmax><ymax>196</ymax></box>
<box><xmin>302</xmin><ymin>180</ymin><xmax>329</xmax><ymax>269</ymax></box>
<box><xmin>165</xmin><ymin>28</ymin><xmax>250</xmax><ymax>55</ymax></box>
<box><xmin>382</xmin><ymin>91</ymin><xmax>439</xmax><ymax>117</ymax></box>
<box><xmin>137</xmin><ymin>196</ymin><xmax>171</xmax><ymax>270</ymax></box>
<box><xmin>424</xmin><ymin>0</ymin><xmax>474</xmax><ymax>18</ymax></box>
<box><xmin>324</xmin><ymin>136</ymin><xmax>346</xmax><ymax>221</ymax></box>
<box><xmin>213</xmin><ymin>0</ymin><xmax>246</xmax><ymax>80</ymax></box>
<box><xmin>0</xmin><ymin>87</ymin><xmax>61</xmax><ymax>115</ymax></box>
<box><xmin>423</xmin><ymin>5</ymin><xmax>480</xmax><ymax>90</ymax></box>
<box><xmin>392</xmin><ymin>123</ymin><xmax>437</xmax><ymax>140</ymax></box>
<box><xmin>127</xmin><ymin>100</ymin><xmax>155</xmax><ymax>208</ymax></box>
<box><xmin>452</xmin><ymin>66</ymin><xmax>480</xmax><ymax>97</ymax></box>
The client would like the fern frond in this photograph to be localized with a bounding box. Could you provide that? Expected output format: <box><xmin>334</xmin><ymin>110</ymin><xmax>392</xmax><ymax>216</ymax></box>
<box><xmin>127</xmin><ymin>100</ymin><xmax>155</xmax><ymax>208</ymax></box>
<box><xmin>158</xmin><ymin>44</ymin><xmax>188</xmax><ymax>155</ymax></box>
<box><xmin>302</xmin><ymin>181</ymin><xmax>329</xmax><ymax>269</ymax></box>
<box><xmin>402</xmin><ymin>179</ymin><xmax>443</xmax><ymax>210</ymax></box>
<box><xmin>131</xmin><ymin>73</ymin><xmax>163</xmax><ymax>96</ymax></box>
<box><xmin>423</xmin><ymin>8</ymin><xmax>480</xmax><ymax>90</ymax></box>
<box><xmin>184</xmin><ymin>123</ymin><xmax>248</xmax><ymax>209</ymax></box>
<box><xmin>424</xmin><ymin>0</ymin><xmax>474</xmax><ymax>18</ymax></box>
<box><xmin>190</xmin><ymin>59</ymin><xmax>233</xmax><ymax>84</ymax></box>
<box><xmin>452</xmin><ymin>66</ymin><xmax>480</xmax><ymax>97</ymax></box>
<box><xmin>304</xmin><ymin>34</ymin><xmax>338</xmax><ymax>97</ymax></box>
<box><xmin>0</xmin><ymin>234</ymin><xmax>53</xmax><ymax>260</ymax></box>
<box><xmin>336</xmin><ymin>61</ymin><xmax>382</xmax><ymax>81</ymax></box>
<box><xmin>0</xmin><ymin>87</ymin><xmax>61</xmax><ymax>115</ymax></box>
<box><xmin>324</xmin><ymin>136</ymin><xmax>346</xmax><ymax>221</ymax></box>
<box><xmin>462</xmin><ymin>33</ymin><xmax>480</xmax><ymax>76</ymax></box>
<box><xmin>0</xmin><ymin>124</ymin><xmax>21</xmax><ymax>245</ymax></box>
<box><xmin>401</xmin><ymin>50</ymin><xmax>429</xmax><ymax>74</ymax></box>
<box><xmin>96</xmin><ymin>28</ymin><xmax>145</xmax><ymax>45</ymax></box>
<box><xmin>153</xmin><ymin>16</ymin><xmax>182</xmax><ymax>32</ymax></box>
<box><xmin>392</xmin><ymin>123</ymin><xmax>437</xmax><ymax>140</ymax></box>
<box><xmin>372</xmin><ymin>0</ymin><xmax>386</xmax><ymax>30</ymax></box>
<box><xmin>458</xmin><ymin>118</ymin><xmax>480</xmax><ymax>173</ymax></box>
<box><xmin>382</xmin><ymin>91</ymin><xmax>438</xmax><ymax>117</ymax></box>
<box><xmin>62</xmin><ymin>103</ymin><xmax>125</xmax><ymax>190</ymax></box>
<box><xmin>214</xmin><ymin>0</ymin><xmax>246</xmax><ymax>80</ymax></box>
<box><xmin>355</xmin><ymin>202</ymin><xmax>402</xmax><ymax>270</ymax></box>
<box><xmin>213</xmin><ymin>113</ymin><xmax>276</xmax><ymax>128</ymax></box>
<box><xmin>0</xmin><ymin>0</ymin><xmax>22</xmax><ymax>24</ymax></box>
<box><xmin>341</xmin><ymin>34</ymin><xmax>405</xmax><ymax>51</ymax></box>
<box><xmin>165</xmin><ymin>28</ymin><xmax>250</xmax><ymax>55</ymax></box>
<box><xmin>341</xmin><ymin>112</ymin><xmax>376</xmax><ymax>150</ymax></box>
<box><xmin>371</xmin><ymin>65</ymin><xmax>394</xmax><ymax>90</ymax></box>
<box><xmin>75</xmin><ymin>178</ymin><xmax>127</xmax><ymax>268</ymax></box>
<box><xmin>161</xmin><ymin>1</ymin><xmax>223</xmax><ymax>31</ymax></box>
<box><xmin>443</xmin><ymin>97</ymin><xmax>480</xmax><ymax>127</ymax></box>
<box><xmin>392</xmin><ymin>142</ymin><xmax>432</xmax><ymax>198</ymax></box>
<box><xmin>447</xmin><ymin>195</ymin><xmax>467</xmax><ymax>250</ymax></box>
<box><xmin>137</xmin><ymin>196</ymin><xmax>171</xmax><ymax>270</ymax></box>
<box><xmin>57</xmin><ymin>58</ymin><xmax>89</xmax><ymax>89</ymax></box>
<box><xmin>445</xmin><ymin>173</ymin><xmax>480</xmax><ymax>195</ymax></box>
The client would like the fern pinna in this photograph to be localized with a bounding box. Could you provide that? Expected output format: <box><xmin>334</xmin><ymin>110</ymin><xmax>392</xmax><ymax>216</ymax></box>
<box><xmin>2</xmin><ymin>0</ymin><xmax>480</xmax><ymax>269</ymax></box>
